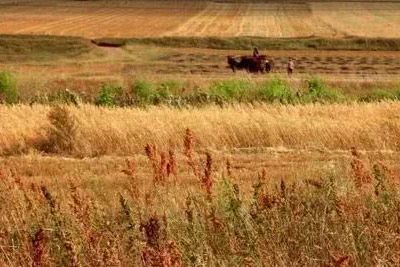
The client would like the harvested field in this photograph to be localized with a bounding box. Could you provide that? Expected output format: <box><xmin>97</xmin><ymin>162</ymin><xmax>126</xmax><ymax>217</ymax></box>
<box><xmin>312</xmin><ymin>1</ymin><xmax>400</xmax><ymax>38</ymax></box>
<box><xmin>9</xmin><ymin>46</ymin><xmax>400</xmax><ymax>76</ymax></box>
<box><xmin>3</xmin><ymin>43</ymin><xmax>400</xmax><ymax>99</ymax></box>
<box><xmin>1</xmin><ymin>1</ymin><xmax>400</xmax><ymax>38</ymax></box>
<box><xmin>167</xmin><ymin>2</ymin><xmax>339</xmax><ymax>38</ymax></box>
<box><xmin>0</xmin><ymin>1</ymin><xmax>204</xmax><ymax>38</ymax></box>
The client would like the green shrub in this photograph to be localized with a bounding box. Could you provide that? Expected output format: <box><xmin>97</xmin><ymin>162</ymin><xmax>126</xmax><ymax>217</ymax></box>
<box><xmin>257</xmin><ymin>78</ymin><xmax>293</xmax><ymax>103</ymax></box>
<box><xmin>395</xmin><ymin>90</ymin><xmax>400</xmax><ymax>100</ymax></box>
<box><xmin>96</xmin><ymin>84</ymin><xmax>123</xmax><ymax>107</ymax></box>
<box><xmin>155</xmin><ymin>81</ymin><xmax>174</xmax><ymax>101</ymax></box>
<box><xmin>29</xmin><ymin>90</ymin><xmax>82</xmax><ymax>105</ymax></box>
<box><xmin>184</xmin><ymin>91</ymin><xmax>222</xmax><ymax>106</ymax></box>
<box><xmin>132</xmin><ymin>80</ymin><xmax>155</xmax><ymax>104</ymax></box>
<box><xmin>216</xmin><ymin>178</ymin><xmax>243</xmax><ymax>219</ymax></box>
<box><xmin>158</xmin><ymin>80</ymin><xmax>182</xmax><ymax>95</ymax></box>
<box><xmin>209</xmin><ymin>80</ymin><xmax>253</xmax><ymax>101</ymax></box>
<box><xmin>359</xmin><ymin>89</ymin><xmax>398</xmax><ymax>102</ymax></box>
<box><xmin>132</xmin><ymin>80</ymin><xmax>182</xmax><ymax>105</ymax></box>
<box><xmin>0</xmin><ymin>71</ymin><xmax>18</xmax><ymax>104</ymax></box>
<box><xmin>303</xmin><ymin>77</ymin><xmax>344</xmax><ymax>103</ymax></box>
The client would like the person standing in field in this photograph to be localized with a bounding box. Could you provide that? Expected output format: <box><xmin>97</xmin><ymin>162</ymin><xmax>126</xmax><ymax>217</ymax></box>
<box><xmin>253</xmin><ymin>47</ymin><xmax>260</xmax><ymax>58</ymax></box>
<box><xmin>287</xmin><ymin>57</ymin><xmax>295</xmax><ymax>76</ymax></box>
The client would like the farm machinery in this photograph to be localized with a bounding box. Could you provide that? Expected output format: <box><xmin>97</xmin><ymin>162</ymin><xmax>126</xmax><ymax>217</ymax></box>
<box><xmin>227</xmin><ymin>55</ymin><xmax>274</xmax><ymax>74</ymax></box>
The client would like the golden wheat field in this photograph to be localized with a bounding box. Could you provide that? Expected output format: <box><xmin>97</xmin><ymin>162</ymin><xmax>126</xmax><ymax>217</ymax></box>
<box><xmin>1</xmin><ymin>102</ymin><xmax>400</xmax><ymax>156</ymax></box>
<box><xmin>1</xmin><ymin>0</ymin><xmax>400</xmax><ymax>38</ymax></box>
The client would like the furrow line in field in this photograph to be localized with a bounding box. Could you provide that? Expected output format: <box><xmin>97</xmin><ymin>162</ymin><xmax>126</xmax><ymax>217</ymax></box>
<box><xmin>275</xmin><ymin>5</ymin><xmax>284</xmax><ymax>38</ymax></box>
<box><xmin>47</xmin><ymin>8</ymin><xmax>114</xmax><ymax>36</ymax></box>
<box><xmin>236</xmin><ymin>3</ymin><xmax>249</xmax><ymax>36</ymax></box>
<box><xmin>214</xmin><ymin>3</ymin><xmax>241</xmax><ymax>36</ymax></box>
<box><xmin>55</xmin><ymin>9</ymin><xmax>124</xmax><ymax>36</ymax></box>
<box><xmin>197</xmin><ymin>3</ymin><xmax>228</xmax><ymax>36</ymax></box>
<box><xmin>164</xmin><ymin>2</ymin><xmax>210</xmax><ymax>36</ymax></box>
<box><xmin>261</xmin><ymin>4</ymin><xmax>272</xmax><ymax>37</ymax></box>
<box><xmin>14</xmin><ymin>17</ymin><xmax>86</xmax><ymax>34</ymax></box>
<box><xmin>12</xmin><ymin>7</ymin><xmax>95</xmax><ymax>34</ymax></box>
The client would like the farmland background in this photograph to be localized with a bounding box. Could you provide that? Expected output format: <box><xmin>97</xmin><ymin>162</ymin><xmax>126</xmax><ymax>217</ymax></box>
<box><xmin>0</xmin><ymin>0</ymin><xmax>400</xmax><ymax>38</ymax></box>
<box><xmin>1</xmin><ymin>1</ymin><xmax>400</xmax><ymax>266</ymax></box>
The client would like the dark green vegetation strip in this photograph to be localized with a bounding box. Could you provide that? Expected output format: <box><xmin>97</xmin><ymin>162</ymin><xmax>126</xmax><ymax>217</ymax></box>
<box><xmin>94</xmin><ymin>36</ymin><xmax>400</xmax><ymax>51</ymax></box>
<box><xmin>2</xmin><ymin>70</ymin><xmax>400</xmax><ymax>106</ymax></box>
<box><xmin>0</xmin><ymin>34</ymin><xmax>93</xmax><ymax>61</ymax></box>
<box><xmin>3</xmin><ymin>35</ymin><xmax>400</xmax><ymax>56</ymax></box>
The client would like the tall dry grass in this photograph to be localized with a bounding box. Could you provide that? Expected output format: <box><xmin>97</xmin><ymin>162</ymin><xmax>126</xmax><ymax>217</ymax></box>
<box><xmin>0</xmin><ymin>102</ymin><xmax>399</xmax><ymax>156</ymax></box>
<box><xmin>1</xmin><ymin>102</ymin><xmax>399</xmax><ymax>156</ymax></box>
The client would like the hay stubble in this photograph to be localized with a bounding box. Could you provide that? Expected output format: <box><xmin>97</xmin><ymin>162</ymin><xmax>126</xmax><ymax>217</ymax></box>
<box><xmin>1</xmin><ymin>1</ymin><xmax>400</xmax><ymax>38</ymax></box>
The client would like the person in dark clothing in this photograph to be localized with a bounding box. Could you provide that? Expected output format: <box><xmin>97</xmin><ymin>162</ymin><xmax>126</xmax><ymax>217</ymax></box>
<box><xmin>253</xmin><ymin>47</ymin><xmax>260</xmax><ymax>58</ymax></box>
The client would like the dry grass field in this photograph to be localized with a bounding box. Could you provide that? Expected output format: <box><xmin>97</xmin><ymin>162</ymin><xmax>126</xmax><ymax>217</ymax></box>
<box><xmin>1</xmin><ymin>103</ymin><xmax>400</xmax><ymax>266</ymax></box>
<box><xmin>1</xmin><ymin>0</ymin><xmax>400</xmax><ymax>38</ymax></box>
<box><xmin>1</xmin><ymin>102</ymin><xmax>400</xmax><ymax>157</ymax></box>
<box><xmin>1</xmin><ymin>1</ymin><xmax>400</xmax><ymax>266</ymax></box>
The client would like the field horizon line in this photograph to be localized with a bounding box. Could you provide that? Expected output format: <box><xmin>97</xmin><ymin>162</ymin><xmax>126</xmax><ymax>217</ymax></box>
<box><xmin>3</xmin><ymin>34</ymin><xmax>400</xmax><ymax>51</ymax></box>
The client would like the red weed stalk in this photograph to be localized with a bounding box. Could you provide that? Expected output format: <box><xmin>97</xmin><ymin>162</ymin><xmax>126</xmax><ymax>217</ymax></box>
<box><xmin>41</xmin><ymin>186</ymin><xmax>81</xmax><ymax>266</ymax></box>
<box><xmin>122</xmin><ymin>159</ymin><xmax>136</xmax><ymax>178</ymax></box>
<box><xmin>159</xmin><ymin>152</ymin><xmax>168</xmax><ymax>182</ymax></box>
<box><xmin>145</xmin><ymin>144</ymin><xmax>157</xmax><ymax>161</ymax></box>
<box><xmin>145</xmin><ymin>144</ymin><xmax>164</xmax><ymax>184</ymax></box>
<box><xmin>167</xmin><ymin>149</ymin><xmax>177</xmax><ymax>179</ymax></box>
<box><xmin>140</xmin><ymin>215</ymin><xmax>182</xmax><ymax>267</ymax></box>
<box><xmin>122</xmin><ymin>159</ymin><xmax>140</xmax><ymax>200</ymax></box>
<box><xmin>329</xmin><ymin>251</ymin><xmax>351</xmax><ymax>267</ymax></box>
<box><xmin>226</xmin><ymin>159</ymin><xmax>232</xmax><ymax>177</ymax></box>
<box><xmin>145</xmin><ymin>144</ymin><xmax>176</xmax><ymax>185</ymax></box>
<box><xmin>259</xmin><ymin>168</ymin><xmax>267</xmax><ymax>182</ymax></box>
<box><xmin>202</xmin><ymin>153</ymin><xmax>213</xmax><ymax>198</ymax></box>
<box><xmin>350</xmin><ymin>147</ymin><xmax>372</xmax><ymax>188</ymax></box>
<box><xmin>184</xmin><ymin>128</ymin><xmax>200</xmax><ymax>178</ymax></box>
<box><xmin>31</xmin><ymin>228</ymin><xmax>47</xmax><ymax>267</ymax></box>
<box><xmin>376</xmin><ymin>161</ymin><xmax>400</xmax><ymax>184</ymax></box>
<box><xmin>140</xmin><ymin>215</ymin><xmax>161</xmax><ymax>249</ymax></box>
<box><xmin>184</xmin><ymin>128</ymin><xmax>194</xmax><ymax>159</ymax></box>
<box><xmin>185</xmin><ymin>196</ymin><xmax>194</xmax><ymax>224</ymax></box>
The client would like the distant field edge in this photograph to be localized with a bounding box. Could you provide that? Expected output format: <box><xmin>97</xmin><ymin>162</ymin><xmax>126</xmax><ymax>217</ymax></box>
<box><xmin>3</xmin><ymin>34</ymin><xmax>400</xmax><ymax>52</ymax></box>
<box><xmin>93</xmin><ymin>36</ymin><xmax>400</xmax><ymax>51</ymax></box>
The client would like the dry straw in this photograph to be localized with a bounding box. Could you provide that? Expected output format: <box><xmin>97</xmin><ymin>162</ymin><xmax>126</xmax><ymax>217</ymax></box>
<box><xmin>1</xmin><ymin>102</ymin><xmax>400</xmax><ymax>157</ymax></box>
